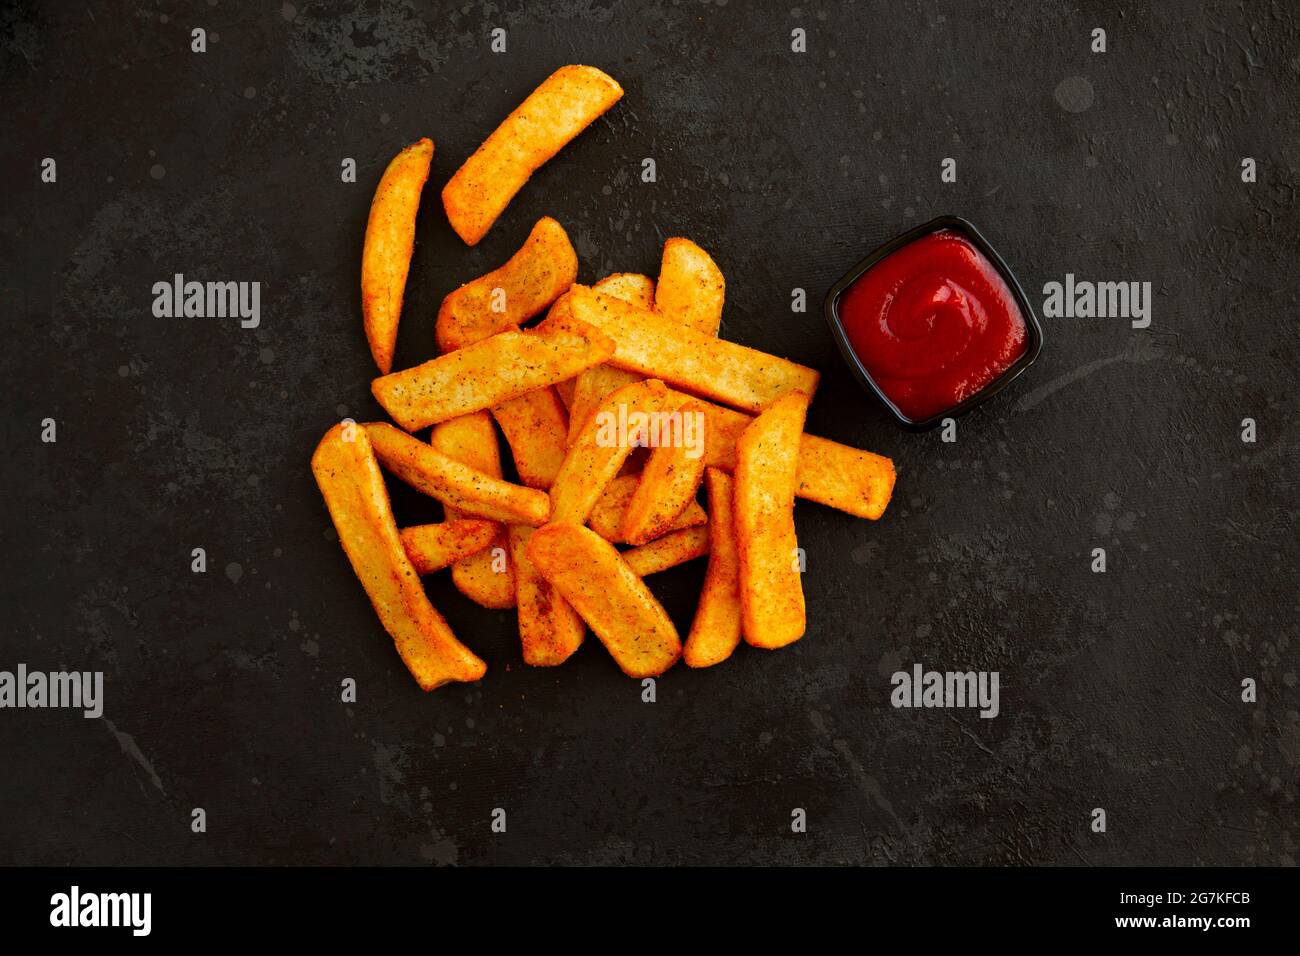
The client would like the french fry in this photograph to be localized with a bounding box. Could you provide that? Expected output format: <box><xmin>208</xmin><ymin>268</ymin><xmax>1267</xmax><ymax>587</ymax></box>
<box><xmin>430</xmin><ymin>413</ymin><xmax>515</xmax><ymax>609</ymax></box>
<box><xmin>311</xmin><ymin>423</ymin><xmax>485</xmax><ymax>690</ymax></box>
<box><xmin>491</xmin><ymin>387</ymin><xmax>569</xmax><ymax>489</ymax></box>
<box><xmin>366</xmin><ymin>423</ymin><xmax>550</xmax><ymax>526</ymax></box>
<box><xmin>667</xmin><ymin>391</ymin><xmax>894</xmax><ymax>519</ymax></box>
<box><xmin>361</xmin><ymin>137</ymin><xmax>433</xmax><ymax>374</ymax></box>
<box><xmin>399</xmin><ymin>520</ymin><xmax>497</xmax><ymax>575</ymax></box>
<box><xmin>442</xmin><ymin>65</ymin><xmax>624</xmax><ymax>245</ymax></box>
<box><xmin>555</xmin><ymin>378</ymin><xmax>576</xmax><ymax>411</ymax></box>
<box><xmin>734</xmin><ymin>391</ymin><xmax>810</xmax><ymax>649</ymax></box>
<box><xmin>435</xmin><ymin>216</ymin><xmax>578</xmax><ymax>353</ymax></box>
<box><xmin>684</xmin><ymin>469</ymin><xmax>742</xmax><ymax>668</ymax></box>
<box><xmin>508</xmin><ymin>526</ymin><xmax>585</xmax><ymax>666</ymax></box>
<box><xmin>622</xmin><ymin>525</ymin><xmax>710</xmax><ymax>577</ymax></box>
<box><xmin>586</xmin><ymin>473</ymin><xmax>707</xmax><ymax>543</ymax></box>
<box><xmin>371</xmin><ymin>317</ymin><xmax>614</xmax><ymax>432</ymax></box>
<box><xmin>619</xmin><ymin>398</ymin><xmax>709</xmax><ymax>545</ymax></box>
<box><xmin>526</xmin><ymin>523</ymin><xmax>681</xmax><ymax>677</ymax></box>
<box><xmin>566</xmin><ymin>286</ymin><xmax>819</xmax><ymax>413</ymax></box>
<box><xmin>565</xmin><ymin>273</ymin><xmax>653</xmax><ymax>444</ymax></box>
<box><xmin>654</xmin><ymin>238</ymin><xmax>725</xmax><ymax>336</ymax></box>
<box><xmin>549</xmin><ymin>379</ymin><xmax>671</xmax><ymax>525</ymax></box>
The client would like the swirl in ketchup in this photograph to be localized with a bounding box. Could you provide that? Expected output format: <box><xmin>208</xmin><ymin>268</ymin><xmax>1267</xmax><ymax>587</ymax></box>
<box><xmin>838</xmin><ymin>229</ymin><xmax>1027</xmax><ymax>422</ymax></box>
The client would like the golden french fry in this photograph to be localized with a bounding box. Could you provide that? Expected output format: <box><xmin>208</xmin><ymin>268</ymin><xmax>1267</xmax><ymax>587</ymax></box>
<box><xmin>668</xmin><ymin>391</ymin><xmax>894</xmax><ymax>519</ymax></box>
<box><xmin>311</xmin><ymin>423</ymin><xmax>485</xmax><ymax>690</ymax></box>
<box><xmin>684</xmin><ymin>468</ymin><xmax>742</xmax><ymax>667</ymax></box>
<box><xmin>566</xmin><ymin>286</ymin><xmax>819</xmax><ymax>413</ymax></box>
<box><xmin>526</xmin><ymin>523</ymin><xmax>681</xmax><ymax>677</ymax></box>
<box><xmin>361</xmin><ymin>137</ymin><xmax>433</xmax><ymax>374</ymax></box>
<box><xmin>654</xmin><ymin>238</ymin><xmax>724</xmax><ymax>336</ymax></box>
<box><xmin>435</xmin><ymin>217</ymin><xmax>578</xmax><ymax>353</ymax></box>
<box><xmin>586</xmin><ymin>473</ymin><xmax>707</xmax><ymax>543</ymax></box>
<box><xmin>549</xmin><ymin>379</ymin><xmax>671</xmax><ymax>525</ymax></box>
<box><xmin>565</xmin><ymin>272</ymin><xmax>654</xmax><ymax>445</ymax></box>
<box><xmin>399</xmin><ymin>520</ymin><xmax>497</xmax><ymax>575</ymax></box>
<box><xmin>622</xmin><ymin>525</ymin><xmax>710</xmax><ymax>577</ymax></box>
<box><xmin>594</xmin><ymin>272</ymin><xmax>655</xmax><ymax>309</ymax></box>
<box><xmin>508</xmin><ymin>526</ymin><xmax>585</xmax><ymax>666</ymax></box>
<box><xmin>491</xmin><ymin>387</ymin><xmax>569</xmax><ymax>489</ymax></box>
<box><xmin>735</xmin><ymin>392</ymin><xmax>810</xmax><ymax>649</ymax></box>
<box><xmin>442</xmin><ymin>65</ymin><xmax>624</xmax><ymax>245</ymax></box>
<box><xmin>366</xmin><ymin>423</ymin><xmax>550</xmax><ymax>526</ymax></box>
<box><xmin>430</xmin><ymin>413</ymin><xmax>515</xmax><ymax>609</ymax></box>
<box><xmin>619</xmin><ymin>398</ymin><xmax>709</xmax><ymax>545</ymax></box>
<box><xmin>371</xmin><ymin>317</ymin><xmax>614</xmax><ymax>432</ymax></box>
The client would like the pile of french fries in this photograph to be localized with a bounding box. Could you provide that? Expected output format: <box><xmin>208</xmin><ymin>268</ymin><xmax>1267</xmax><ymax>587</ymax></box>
<box><xmin>314</xmin><ymin>66</ymin><xmax>896</xmax><ymax>691</ymax></box>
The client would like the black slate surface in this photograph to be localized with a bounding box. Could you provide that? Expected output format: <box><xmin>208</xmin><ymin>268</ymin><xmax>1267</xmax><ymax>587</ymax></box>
<box><xmin>1</xmin><ymin>1</ymin><xmax>1295</xmax><ymax>866</ymax></box>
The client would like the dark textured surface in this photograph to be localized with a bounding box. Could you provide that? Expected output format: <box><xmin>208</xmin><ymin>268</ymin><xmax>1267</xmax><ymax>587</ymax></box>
<box><xmin>1</xmin><ymin>1</ymin><xmax>1296</xmax><ymax>866</ymax></box>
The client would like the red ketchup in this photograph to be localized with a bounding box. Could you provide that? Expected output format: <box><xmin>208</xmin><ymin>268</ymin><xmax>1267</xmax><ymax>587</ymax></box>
<box><xmin>838</xmin><ymin>229</ymin><xmax>1027</xmax><ymax>422</ymax></box>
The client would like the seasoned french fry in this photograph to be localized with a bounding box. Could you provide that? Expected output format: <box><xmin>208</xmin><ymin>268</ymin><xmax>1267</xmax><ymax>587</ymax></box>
<box><xmin>491</xmin><ymin>387</ymin><xmax>569</xmax><ymax>489</ymax></box>
<box><xmin>566</xmin><ymin>286</ymin><xmax>819</xmax><ymax>413</ymax></box>
<box><xmin>311</xmin><ymin>423</ymin><xmax>485</xmax><ymax>690</ymax></box>
<box><xmin>565</xmin><ymin>273</ymin><xmax>652</xmax><ymax>444</ymax></box>
<box><xmin>555</xmin><ymin>378</ymin><xmax>576</xmax><ymax>411</ymax></box>
<box><xmin>366</xmin><ymin>423</ymin><xmax>550</xmax><ymax>526</ymax></box>
<box><xmin>549</xmin><ymin>379</ymin><xmax>671</xmax><ymax>525</ymax></box>
<box><xmin>735</xmin><ymin>392</ymin><xmax>810</xmax><ymax>649</ymax></box>
<box><xmin>619</xmin><ymin>398</ymin><xmax>709</xmax><ymax>545</ymax></box>
<box><xmin>684</xmin><ymin>468</ymin><xmax>742</xmax><ymax>667</ymax></box>
<box><xmin>667</xmin><ymin>390</ymin><xmax>895</xmax><ymax>519</ymax></box>
<box><xmin>654</xmin><ymin>238</ymin><xmax>724</xmax><ymax>336</ymax></box>
<box><xmin>399</xmin><ymin>520</ymin><xmax>497</xmax><ymax>575</ymax></box>
<box><xmin>435</xmin><ymin>217</ymin><xmax>578</xmax><ymax>353</ymax></box>
<box><xmin>443</xmin><ymin>65</ymin><xmax>624</xmax><ymax>245</ymax></box>
<box><xmin>430</xmin><ymin>413</ymin><xmax>515</xmax><ymax>609</ymax></box>
<box><xmin>526</xmin><ymin>523</ymin><xmax>681</xmax><ymax>677</ymax></box>
<box><xmin>508</xmin><ymin>526</ymin><xmax>585</xmax><ymax>666</ymax></box>
<box><xmin>371</xmin><ymin>317</ymin><xmax>614</xmax><ymax>432</ymax></box>
<box><xmin>586</xmin><ymin>473</ymin><xmax>707</xmax><ymax>543</ymax></box>
<box><xmin>361</xmin><ymin>137</ymin><xmax>433</xmax><ymax>374</ymax></box>
<box><xmin>622</xmin><ymin>525</ymin><xmax>710</xmax><ymax>577</ymax></box>
<box><xmin>594</xmin><ymin>272</ymin><xmax>655</xmax><ymax>309</ymax></box>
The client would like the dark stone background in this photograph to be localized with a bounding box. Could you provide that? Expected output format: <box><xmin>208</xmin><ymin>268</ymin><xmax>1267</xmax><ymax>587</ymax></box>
<box><xmin>1</xmin><ymin>0</ymin><xmax>1295</xmax><ymax>866</ymax></box>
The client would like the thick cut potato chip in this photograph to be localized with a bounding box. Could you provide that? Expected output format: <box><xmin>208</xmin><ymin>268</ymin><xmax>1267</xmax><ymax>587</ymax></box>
<box><xmin>684</xmin><ymin>468</ymin><xmax>743</xmax><ymax>668</ymax></box>
<box><xmin>566</xmin><ymin>286</ymin><xmax>819</xmax><ymax>413</ymax></box>
<box><xmin>526</xmin><ymin>523</ymin><xmax>681</xmax><ymax>678</ymax></box>
<box><xmin>311</xmin><ymin>423</ymin><xmax>485</xmax><ymax>690</ymax></box>
<box><xmin>508</xmin><ymin>526</ymin><xmax>585</xmax><ymax>666</ymax></box>
<box><xmin>565</xmin><ymin>273</ymin><xmax>653</xmax><ymax>444</ymax></box>
<box><xmin>622</xmin><ymin>525</ymin><xmax>710</xmax><ymax>577</ymax></box>
<box><xmin>734</xmin><ymin>392</ymin><xmax>810</xmax><ymax>649</ymax></box>
<box><xmin>665</xmin><ymin>390</ymin><xmax>894</xmax><ymax>519</ymax></box>
<box><xmin>366</xmin><ymin>423</ymin><xmax>550</xmax><ymax>526</ymax></box>
<box><xmin>430</xmin><ymin>413</ymin><xmax>514</xmax><ymax>609</ymax></box>
<box><xmin>371</xmin><ymin>317</ymin><xmax>613</xmax><ymax>432</ymax></box>
<box><xmin>491</xmin><ymin>387</ymin><xmax>569</xmax><ymax>489</ymax></box>
<box><xmin>619</xmin><ymin>399</ymin><xmax>709</xmax><ymax>545</ymax></box>
<box><xmin>361</xmin><ymin>138</ymin><xmax>433</xmax><ymax>374</ymax></box>
<box><xmin>654</xmin><ymin>238</ymin><xmax>725</xmax><ymax>336</ymax></box>
<box><xmin>400</xmin><ymin>520</ymin><xmax>497</xmax><ymax>574</ymax></box>
<box><xmin>586</xmin><ymin>473</ymin><xmax>707</xmax><ymax>543</ymax></box>
<box><xmin>442</xmin><ymin>65</ymin><xmax>624</xmax><ymax>245</ymax></box>
<box><xmin>435</xmin><ymin>217</ymin><xmax>578</xmax><ymax>353</ymax></box>
<box><xmin>549</xmin><ymin>379</ymin><xmax>671</xmax><ymax>525</ymax></box>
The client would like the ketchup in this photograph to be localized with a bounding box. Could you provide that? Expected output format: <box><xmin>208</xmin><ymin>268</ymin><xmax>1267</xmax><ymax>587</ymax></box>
<box><xmin>838</xmin><ymin>229</ymin><xmax>1027</xmax><ymax>422</ymax></box>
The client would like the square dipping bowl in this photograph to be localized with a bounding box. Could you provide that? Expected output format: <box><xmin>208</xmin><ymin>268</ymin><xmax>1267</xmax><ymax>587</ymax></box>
<box><xmin>823</xmin><ymin>215</ymin><xmax>1044</xmax><ymax>431</ymax></box>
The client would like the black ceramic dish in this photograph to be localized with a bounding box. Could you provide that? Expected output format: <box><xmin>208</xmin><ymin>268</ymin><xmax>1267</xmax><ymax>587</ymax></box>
<box><xmin>822</xmin><ymin>215</ymin><xmax>1044</xmax><ymax>431</ymax></box>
